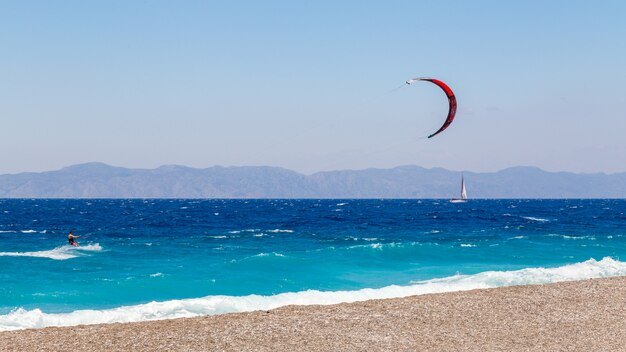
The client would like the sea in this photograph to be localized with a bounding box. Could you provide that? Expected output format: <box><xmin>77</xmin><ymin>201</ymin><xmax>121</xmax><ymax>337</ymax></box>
<box><xmin>1</xmin><ymin>199</ymin><xmax>625</xmax><ymax>331</ymax></box>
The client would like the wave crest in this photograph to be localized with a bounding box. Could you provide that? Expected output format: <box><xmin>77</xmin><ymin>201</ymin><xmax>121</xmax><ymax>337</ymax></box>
<box><xmin>1</xmin><ymin>257</ymin><xmax>624</xmax><ymax>331</ymax></box>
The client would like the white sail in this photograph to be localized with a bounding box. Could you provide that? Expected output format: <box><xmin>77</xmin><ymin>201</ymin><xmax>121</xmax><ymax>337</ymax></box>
<box><xmin>460</xmin><ymin>176</ymin><xmax>468</xmax><ymax>200</ymax></box>
<box><xmin>450</xmin><ymin>175</ymin><xmax>468</xmax><ymax>203</ymax></box>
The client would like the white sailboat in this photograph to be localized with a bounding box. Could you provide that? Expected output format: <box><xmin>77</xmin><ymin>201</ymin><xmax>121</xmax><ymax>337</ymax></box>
<box><xmin>450</xmin><ymin>175</ymin><xmax>468</xmax><ymax>203</ymax></box>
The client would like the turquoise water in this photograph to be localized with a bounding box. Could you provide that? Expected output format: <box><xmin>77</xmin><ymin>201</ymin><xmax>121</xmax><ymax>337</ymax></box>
<box><xmin>1</xmin><ymin>199</ymin><xmax>625</xmax><ymax>330</ymax></box>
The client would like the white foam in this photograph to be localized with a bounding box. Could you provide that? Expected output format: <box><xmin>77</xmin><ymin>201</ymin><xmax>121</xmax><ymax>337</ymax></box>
<box><xmin>20</xmin><ymin>230</ymin><xmax>37</xmax><ymax>234</ymax></box>
<box><xmin>228</xmin><ymin>229</ymin><xmax>259</xmax><ymax>234</ymax></box>
<box><xmin>74</xmin><ymin>244</ymin><xmax>102</xmax><ymax>252</ymax></box>
<box><xmin>253</xmin><ymin>252</ymin><xmax>285</xmax><ymax>258</ymax></box>
<box><xmin>1</xmin><ymin>257</ymin><xmax>624</xmax><ymax>331</ymax></box>
<box><xmin>0</xmin><ymin>230</ymin><xmax>16</xmax><ymax>233</ymax></box>
<box><xmin>522</xmin><ymin>216</ymin><xmax>549</xmax><ymax>222</ymax></box>
<box><xmin>460</xmin><ymin>243</ymin><xmax>476</xmax><ymax>247</ymax></box>
<box><xmin>231</xmin><ymin>252</ymin><xmax>286</xmax><ymax>263</ymax></box>
<box><xmin>267</xmin><ymin>229</ymin><xmax>294</xmax><ymax>233</ymax></box>
<box><xmin>0</xmin><ymin>244</ymin><xmax>102</xmax><ymax>261</ymax></box>
<box><xmin>547</xmin><ymin>234</ymin><xmax>595</xmax><ymax>240</ymax></box>
<box><xmin>346</xmin><ymin>242</ymin><xmax>402</xmax><ymax>250</ymax></box>
<box><xmin>561</xmin><ymin>235</ymin><xmax>596</xmax><ymax>240</ymax></box>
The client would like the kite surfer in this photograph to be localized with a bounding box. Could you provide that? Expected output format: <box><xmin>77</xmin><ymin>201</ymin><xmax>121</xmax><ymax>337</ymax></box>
<box><xmin>68</xmin><ymin>231</ymin><xmax>80</xmax><ymax>246</ymax></box>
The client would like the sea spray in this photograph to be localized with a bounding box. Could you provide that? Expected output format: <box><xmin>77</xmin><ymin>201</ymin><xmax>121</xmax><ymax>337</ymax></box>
<box><xmin>0</xmin><ymin>244</ymin><xmax>102</xmax><ymax>260</ymax></box>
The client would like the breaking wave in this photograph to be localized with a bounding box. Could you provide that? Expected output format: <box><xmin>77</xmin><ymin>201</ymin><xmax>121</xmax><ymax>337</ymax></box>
<box><xmin>1</xmin><ymin>257</ymin><xmax>624</xmax><ymax>331</ymax></box>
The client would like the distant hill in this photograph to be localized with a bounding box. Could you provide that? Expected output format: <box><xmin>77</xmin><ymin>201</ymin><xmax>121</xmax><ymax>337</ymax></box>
<box><xmin>0</xmin><ymin>162</ymin><xmax>625</xmax><ymax>198</ymax></box>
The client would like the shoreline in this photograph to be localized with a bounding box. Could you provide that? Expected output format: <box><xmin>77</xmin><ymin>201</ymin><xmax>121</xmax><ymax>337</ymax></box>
<box><xmin>3</xmin><ymin>276</ymin><xmax>626</xmax><ymax>351</ymax></box>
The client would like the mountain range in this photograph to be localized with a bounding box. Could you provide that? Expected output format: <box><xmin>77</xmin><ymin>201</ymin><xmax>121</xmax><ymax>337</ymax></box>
<box><xmin>0</xmin><ymin>162</ymin><xmax>624</xmax><ymax>198</ymax></box>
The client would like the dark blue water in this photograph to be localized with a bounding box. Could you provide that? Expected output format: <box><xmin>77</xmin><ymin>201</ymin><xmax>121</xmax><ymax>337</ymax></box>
<box><xmin>1</xmin><ymin>199</ymin><xmax>625</xmax><ymax>330</ymax></box>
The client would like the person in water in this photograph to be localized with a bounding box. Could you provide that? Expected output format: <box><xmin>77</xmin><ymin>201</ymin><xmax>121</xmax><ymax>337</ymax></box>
<box><xmin>68</xmin><ymin>231</ymin><xmax>80</xmax><ymax>246</ymax></box>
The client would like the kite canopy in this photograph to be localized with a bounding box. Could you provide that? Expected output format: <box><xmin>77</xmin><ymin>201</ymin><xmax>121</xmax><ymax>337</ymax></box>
<box><xmin>406</xmin><ymin>78</ymin><xmax>457</xmax><ymax>139</ymax></box>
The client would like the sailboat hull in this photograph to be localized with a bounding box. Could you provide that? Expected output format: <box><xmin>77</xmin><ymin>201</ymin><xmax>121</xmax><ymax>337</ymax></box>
<box><xmin>449</xmin><ymin>199</ymin><xmax>467</xmax><ymax>203</ymax></box>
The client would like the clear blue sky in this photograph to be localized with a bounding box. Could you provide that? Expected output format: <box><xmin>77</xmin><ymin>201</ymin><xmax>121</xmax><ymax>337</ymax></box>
<box><xmin>2</xmin><ymin>1</ymin><xmax>625</xmax><ymax>174</ymax></box>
